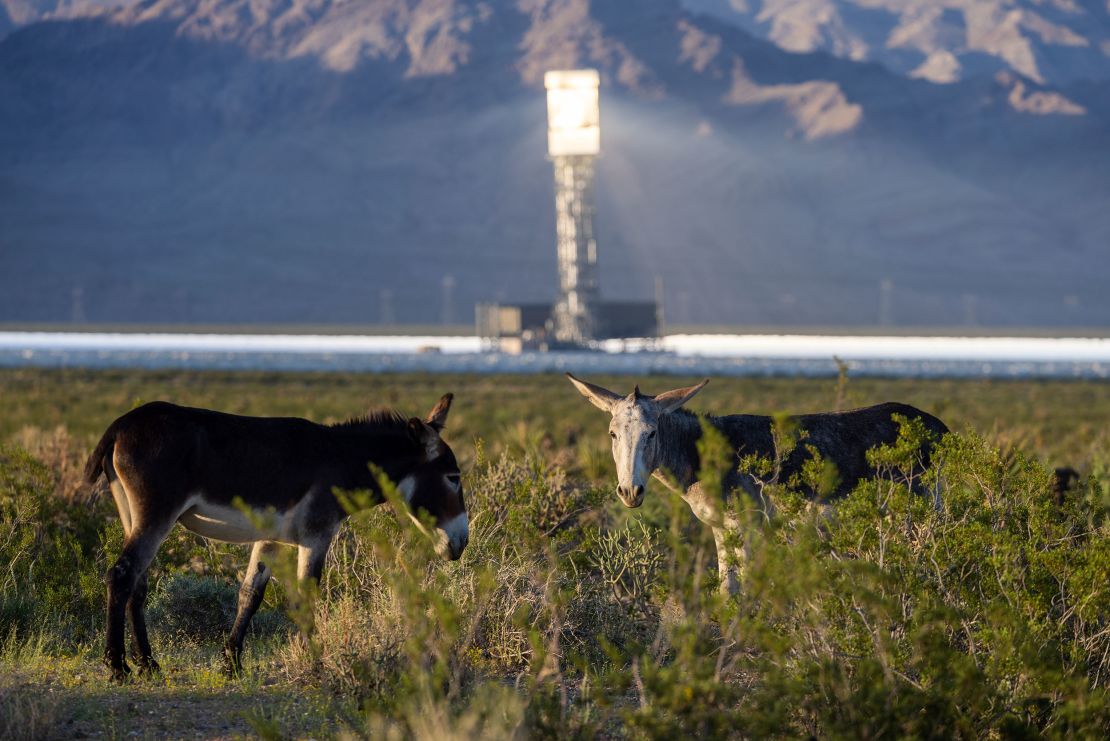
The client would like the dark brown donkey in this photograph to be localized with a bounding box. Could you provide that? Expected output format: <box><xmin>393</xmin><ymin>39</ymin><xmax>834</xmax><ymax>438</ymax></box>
<box><xmin>84</xmin><ymin>394</ymin><xmax>467</xmax><ymax>682</ymax></box>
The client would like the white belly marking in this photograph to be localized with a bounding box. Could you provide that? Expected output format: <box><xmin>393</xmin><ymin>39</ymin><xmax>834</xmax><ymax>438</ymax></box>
<box><xmin>178</xmin><ymin>495</ymin><xmax>303</xmax><ymax>545</ymax></box>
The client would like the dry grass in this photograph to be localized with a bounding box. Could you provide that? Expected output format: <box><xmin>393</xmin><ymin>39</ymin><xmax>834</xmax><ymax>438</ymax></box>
<box><xmin>0</xmin><ymin>680</ymin><xmax>61</xmax><ymax>741</ymax></box>
<box><xmin>2</xmin><ymin>368</ymin><xmax>1110</xmax><ymax>738</ymax></box>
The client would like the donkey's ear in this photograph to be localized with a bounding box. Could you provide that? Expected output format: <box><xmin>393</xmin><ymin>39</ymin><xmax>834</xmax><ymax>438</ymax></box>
<box><xmin>408</xmin><ymin>417</ymin><xmax>440</xmax><ymax>457</ymax></box>
<box><xmin>653</xmin><ymin>379</ymin><xmax>709</xmax><ymax>414</ymax></box>
<box><xmin>425</xmin><ymin>393</ymin><xmax>453</xmax><ymax>431</ymax></box>
<box><xmin>566</xmin><ymin>373</ymin><xmax>623</xmax><ymax>413</ymax></box>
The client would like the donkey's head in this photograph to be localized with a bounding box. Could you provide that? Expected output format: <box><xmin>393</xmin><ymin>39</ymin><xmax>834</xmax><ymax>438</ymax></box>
<box><xmin>567</xmin><ymin>374</ymin><xmax>708</xmax><ymax>508</ymax></box>
<box><xmin>397</xmin><ymin>394</ymin><xmax>468</xmax><ymax>560</ymax></box>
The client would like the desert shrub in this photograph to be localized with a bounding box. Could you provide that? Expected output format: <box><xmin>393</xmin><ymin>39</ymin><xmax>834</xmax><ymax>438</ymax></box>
<box><xmin>281</xmin><ymin>591</ymin><xmax>407</xmax><ymax>704</ymax></box>
<box><xmin>0</xmin><ymin>594</ymin><xmax>34</xmax><ymax>638</ymax></box>
<box><xmin>146</xmin><ymin>573</ymin><xmax>292</xmax><ymax>643</ymax></box>
<box><xmin>466</xmin><ymin>449</ymin><xmax>607</xmax><ymax>549</ymax></box>
<box><xmin>6</xmin><ymin>374</ymin><xmax>1110</xmax><ymax>739</ymax></box>
<box><xmin>572</xmin><ymin>419</ymin><xmax>1110</xmax><ymax>738</ymax></box>
<box><xmin>585</xmin><ymin>520</ymin><xmax>665</xmax><ymax>640</ymax></box>
<box><xmin>12</xmin><ymin>426</ymin><xmax>89</xmax><ymax>503</ymax></box>
<box><xmin>0</xmin><ymin>445</ymin><xmax>112</xmax><ymax>646</ymax></box>
<box><xmin>277</xmin><ymin>448</ymin><xmax>655</xmax><ymax>737</ymax></box>
<box><xmin>829</xmin><ymin>438</ymin><xmax>1096</xmax><ymax>733</ymax></box>
<box><xmin>287</xmin><ymin>420</ymin><xmax>1110</xmax><ymax>736</ymax></box>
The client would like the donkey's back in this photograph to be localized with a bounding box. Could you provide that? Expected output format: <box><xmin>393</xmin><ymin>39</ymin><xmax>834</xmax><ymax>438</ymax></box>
<box><xmin>717</xmin><ymin>401</ymin><xmax>949</xmax><ymax>498</ymax></box>
<box><xmin>85</xmin><ymin>401</ymin><xmax>362</xmax><ymax>513</ymax></box>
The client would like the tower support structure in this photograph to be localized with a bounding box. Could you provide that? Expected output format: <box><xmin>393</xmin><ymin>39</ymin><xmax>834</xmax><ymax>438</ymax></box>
<box><xmin>551</xmin><ymin>154</ymin><xmax>600</xmax><ymax>343</ymax></box>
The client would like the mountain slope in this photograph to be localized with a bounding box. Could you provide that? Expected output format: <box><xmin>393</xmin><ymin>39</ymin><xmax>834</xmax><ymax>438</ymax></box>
<box><xmin>681</xmin><ymin>0</ymin><xmax>1110</xmax><ymax>86</ymax></box>
<box><xmin>0</xmin><ymin>0</ymin><xmax>1107</xmax><ymax>327</ymax></box>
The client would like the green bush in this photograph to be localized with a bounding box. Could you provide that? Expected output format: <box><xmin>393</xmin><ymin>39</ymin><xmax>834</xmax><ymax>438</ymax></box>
<box><xmin>147</xmin><ymin>573</ymin><xmax>292</xmax><ymax>643</ymax></box>
<box><xmin>3</xmin><ymin>370</ymin><xmax>1110</xmax><ymax>738</ymax></box>
<box><xmin>0</xmin><ymin>445</ymin><xmax>112</xmax><ymax>647</ymax></box>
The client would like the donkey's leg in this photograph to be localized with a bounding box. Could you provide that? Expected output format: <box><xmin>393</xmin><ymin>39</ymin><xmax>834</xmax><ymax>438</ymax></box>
<box><xmin>108</xmin><ymin>465</ymin><xmax>158</xmax><ymax>675</ymax></box>
<box><xmin>712</xmin><ymin>527</ymin><xmax>741</xmax><ymax>597</ymax></box>
<box><xmin>127</xmin><ymin>572</ymin><xmax>159</xmax><ymax>676</ymax></box>
<box><xmin>105</xmin><ymin>523</ymin><xmax>173</xmax><ymax>682</ymax></box>
<box><xmin>297</xmin><ymin>541</ymin><xmax>330</xmax><ymax>585</ymax></box>
<box><xmin>223</xmin><ymin>540</ymin><xmax>279</xmax><ymax>677</ymax></box>
<box><xmin>108</xmin><ymin>474</ymin><xmax>133</xmax><ymax>537</ymax></box>
<box><xmin>293</xmin><ymin>534</ymin><xmax>334</xmax><ymax>636</ymax></box>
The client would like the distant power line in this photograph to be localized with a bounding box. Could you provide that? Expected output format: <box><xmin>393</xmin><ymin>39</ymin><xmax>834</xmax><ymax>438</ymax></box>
<box><xmin>71</xmin><ymin>285</ymin><xmax>86</xmax><ymax>324</ymax></box>
<box><xmin>879</xmin><ymin>279</ymin><xmax>894</xmax><ymax>326</ymax></box>
<box><xmin>963</xmin><ymin>293</ymin><xmax>978</xmax><ymax>326</ymax></box>
<box><xmin>379</xmin><ymin>288</ymin><xmax>395</xmax><ymax>325</ymax></box>
<box><xmin>441</xmin><ymin>275</ymin><xmax>456</xmax><ymax>326</ymax></box>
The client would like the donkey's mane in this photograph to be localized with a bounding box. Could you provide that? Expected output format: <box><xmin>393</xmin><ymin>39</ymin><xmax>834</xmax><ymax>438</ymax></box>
<box><xmin>330</xmin><ymin>408</ymin><xmax>410</xmax><ymax>432</ymax></box>
<box><xmin>666</xmin><ymin>407</ymin><xmax>717</xmax><ymax>425</ymax></box>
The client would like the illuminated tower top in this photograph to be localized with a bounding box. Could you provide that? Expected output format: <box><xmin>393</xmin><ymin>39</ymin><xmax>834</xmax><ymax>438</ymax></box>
<box><xmin>545</xmin><ymin>69</ymin><xmax>601</xmax><ymax>157</ymax></box>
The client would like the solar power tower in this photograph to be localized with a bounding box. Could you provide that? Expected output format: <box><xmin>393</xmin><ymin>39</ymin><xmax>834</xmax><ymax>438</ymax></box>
<box><xmin>545</xmin><ymin>69</ymin><xmax>601</xmax><ymax>345</ymax></box>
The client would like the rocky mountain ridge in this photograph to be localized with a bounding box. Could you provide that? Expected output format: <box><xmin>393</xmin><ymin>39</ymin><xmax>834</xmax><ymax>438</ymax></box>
<box><xmin>1</xmin><ymin>0</ymin><xmax>1107</xmax><ymax>327</ymax></box>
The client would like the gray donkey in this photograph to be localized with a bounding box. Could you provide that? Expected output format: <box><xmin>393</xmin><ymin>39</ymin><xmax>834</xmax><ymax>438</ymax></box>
<box><xmin>567</xmin><ymin>374</ymin><xmax>948</xmax><ymax>595</ymax></box>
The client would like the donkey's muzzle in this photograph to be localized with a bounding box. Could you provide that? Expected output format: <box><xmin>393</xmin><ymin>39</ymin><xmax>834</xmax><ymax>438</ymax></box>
<box><xmin>447</xmin><ymin>532</ymin><xmax>468</xmax><ymax>560</ymax></box>
<box><xmin>617</xmin><ymin>484</ymin><xmax>645</xmax><ymax>508</ymax></box>
<box><xmin>437</xmin><ymin>513</ymin><xmax>469</xmax><ymax>561</ymax></box>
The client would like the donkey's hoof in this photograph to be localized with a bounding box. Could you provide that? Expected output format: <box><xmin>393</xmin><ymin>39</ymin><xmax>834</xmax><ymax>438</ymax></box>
<box><xmin>104</xmin><ymin>651</ymin><xmax>133</xmax><ymax>683</ymax></box>
<box><xmin>136</xmin><ymin>658</ymin><xmax>161</xmax><ymax>678</ymax></box>
<box><xmin>222</xmin><ymin>649</ymin><xmax>243</xmax><ymax>679</ymax></box>
<box><xmin>109</xmin><ymin>662</ymin><xmax>133</xmax><ymax>684</ymax></box>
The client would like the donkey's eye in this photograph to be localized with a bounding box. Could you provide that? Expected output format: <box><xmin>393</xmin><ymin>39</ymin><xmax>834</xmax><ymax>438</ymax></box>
<box><xmin>647</xmin><ymin>430</ymin><xmax>656</xmax><ymax>440</ymax></box>
<box><xmin>446</xmin><ymin>473</ymin><xmax>461</xmax><ymax>487</ymax></box>
<box><xmin>609</xmin><ymin>431</ymin><xmax>617</xmax><ymax>439</ymax></box>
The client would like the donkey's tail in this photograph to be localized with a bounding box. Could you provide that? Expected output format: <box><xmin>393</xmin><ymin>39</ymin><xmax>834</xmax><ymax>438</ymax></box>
<box><xmin>84</xmin><ymin>425</ymin><xmax>117</xmax><ymax>484</ymax></box>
